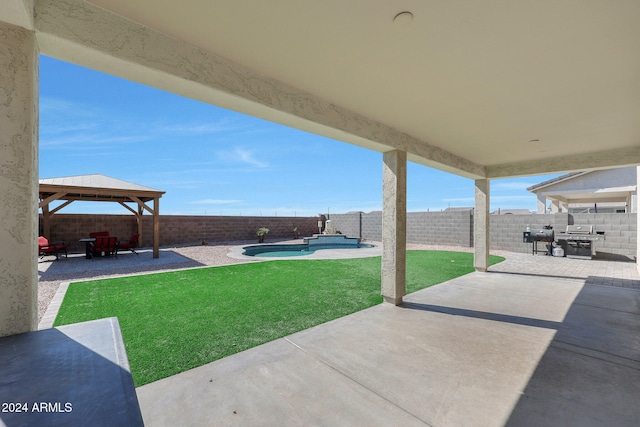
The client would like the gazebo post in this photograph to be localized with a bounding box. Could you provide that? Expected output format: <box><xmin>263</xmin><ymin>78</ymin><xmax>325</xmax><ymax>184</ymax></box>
<box><xmin>153</xmin><ymin>197</ymin><xmax>160</xmax><ymax>258</ymax></box>
<box><xmin>42</xmin><ymin>204</ymin><xmax>51</xmax><ymax>239</ymax></box>
<box><xmin>137</xmin><ymin>205</ymin><xmax>143</xmax><ymax>249</ymax></box>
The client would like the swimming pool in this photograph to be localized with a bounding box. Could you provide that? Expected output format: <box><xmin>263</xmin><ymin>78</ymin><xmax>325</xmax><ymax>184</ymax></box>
<box><xmin>243</xmin><ymin>242</ymin><xmax>375</xmax><ymax>257</ymax></box>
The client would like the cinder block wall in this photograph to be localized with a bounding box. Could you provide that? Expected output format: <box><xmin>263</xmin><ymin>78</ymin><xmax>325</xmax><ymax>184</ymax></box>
<box><xmin>42</xmin><ymin>214</ymin><xmax>138</xmax><ymax>253</ymax></box>
<box><xmin>407</xmin><ymin>211</ymin><xmax>473</xmax><ymax>246</ymax></box>
<box><xmin>489</xmin><ymin>213</ymin><xmax>636</xmax><ymax>260</ymax></box>
<box><xmin>331</xmin><ymin>211</ymin><xmax>637</xmax><ymax>261</ymax></box>
<box><xmin>489</xmin><ymin>213</ymin><xmax>568</xmax><ymax>254</ymax></box>
<box><xmin>41</xmin><ymin>214</ymin><xmax>321</xmax><ymax>253</ymax></box>
<box><xmin>327</xmin><ymin>213</ymin><xmax>362</xmax><ymax>237</ymax></box>
<box><xmin>568</xmin><ymin>213</ymin><xmax>636</xmax><ymax>260</ymax></box>
<box><xmin>332</xmin><ymin>210</ymin><xmax>473</xmax><ymax>247</ymax></box>
<box><xmin>42</xmin><ymin>212</ymin><xmax>637</xmax><ymax>260</ymax></box>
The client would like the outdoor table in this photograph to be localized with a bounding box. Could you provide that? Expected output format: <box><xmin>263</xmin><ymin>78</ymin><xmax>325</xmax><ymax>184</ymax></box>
<box><xmin>79</xmin><ymin>237</ymin><xmax>96</xmax><ymax>259</ymax></box>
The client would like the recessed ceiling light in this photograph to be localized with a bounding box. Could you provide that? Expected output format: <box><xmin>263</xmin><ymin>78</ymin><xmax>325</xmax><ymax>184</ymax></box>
<box><xmin>393</xmin><ymin>11</ymin><xmax>414</xmax><ymax>26</ymax></box>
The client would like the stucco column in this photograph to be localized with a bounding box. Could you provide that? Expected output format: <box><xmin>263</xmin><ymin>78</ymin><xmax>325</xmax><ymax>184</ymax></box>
<box><xmin>381</xmin><ymin>150</ymin><xmax>407</xmax><ymax>305</ymax></box>
<box><xmin>0</xmin><ymin>22</ymin><xmax>39</xmax><ymax>336</ymax></box>
<box><xmin>536</xmin><ymin>194</ymin><xmax>546</xmax><ymax>214</ymax></box>
<box><xmin>474</xmin><ymin>179</ymin><xmax>490</xmax><ymax>272</ymax></box>
<box><xmin>636</xmin><ymin>166</ymin><xmax>640</xmax><ymax>273</ymax></box>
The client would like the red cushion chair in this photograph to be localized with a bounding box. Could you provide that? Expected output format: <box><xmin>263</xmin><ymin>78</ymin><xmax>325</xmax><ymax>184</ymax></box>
<box><xmin>118</xmin><ymin>233</ymin><xmax>139</xmax><ymax>255</ymax></box>
<box><xmin>38</xmin><ymin>236</ymin><xmax>67</xmax><ymax>260</ymax></box>
<box><xmin>90</xmin><ymin>236</ymin><xmax>119</xmax><ymax>258</ymax></box>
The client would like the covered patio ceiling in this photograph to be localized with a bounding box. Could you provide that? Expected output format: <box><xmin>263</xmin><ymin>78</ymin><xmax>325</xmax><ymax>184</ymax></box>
<box><xmin>2</xmin><ymin>0</ymin><xmax>640</xmax><ymax>336</ymax></box>
<box><xmin>5</xmin><ymin>0</ymin><xmax>638</xmax><ymax>179</ymax></box>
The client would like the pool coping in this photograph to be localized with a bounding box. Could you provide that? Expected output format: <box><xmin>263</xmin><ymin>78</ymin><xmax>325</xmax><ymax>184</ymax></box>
<box><xmin>227</xmin><ymin>240</ymin><xmax>382</xmax><ymax>261</ymax></box>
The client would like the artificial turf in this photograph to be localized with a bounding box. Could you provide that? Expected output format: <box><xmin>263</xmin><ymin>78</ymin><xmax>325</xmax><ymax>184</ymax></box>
<box><xmin>54</xmin><ymin>250</ymin><xmax>504</xmax><ymax>386</ymax></box>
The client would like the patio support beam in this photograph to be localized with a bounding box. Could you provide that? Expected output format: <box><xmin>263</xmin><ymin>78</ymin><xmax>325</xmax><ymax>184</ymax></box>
<box><xmin>38</xmin><ymin>191</ymin><xmax>66</xmax><ymax>208</ymax></box>
<box><xmin>0</xmin><ymin>21</ymin><xmax>38</xmax><ymax>336</ymax></box>
<box><xmin>49</xmin><ymin>200</ymin><xmax>73</xmax><ymax>215</ymax></box>
<box><xmin>474</xmin><ymin>179</ymin><xmax>490</xmax><ymax>272</ymax></box>
<box><xmin>118</xmin><ymin>201</ymin><xmax>138</xmax><ymax>216</ymax></box>
<box><xmin>33</xmin><ymin>0</ymin><xmax>485</xmax><ymax>180</ymax></box>
<box><xmin>536</xmin><ymin>193</ymin><xmax>546</xmax><ymax>214</ymax></box>
<box><xmin>637</xmin><ymin>166</ymin><xmax>640</xmax><ymax>274</ymax></box>
<box><xmin>381</xmin><ymin>150</ymin><xmax>407</xmax><ymax>305</ymax></box>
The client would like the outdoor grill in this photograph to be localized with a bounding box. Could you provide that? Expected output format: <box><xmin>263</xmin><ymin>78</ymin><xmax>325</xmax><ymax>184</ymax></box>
<box><xmin>555</xmin><ymin>225</ymin><xmax>605</xmax><ymax>259</ymax></box>
<box><xmin>523</xmin><ymin>227</ymin><xmax>554</xmax><ymax>255</ymax></box>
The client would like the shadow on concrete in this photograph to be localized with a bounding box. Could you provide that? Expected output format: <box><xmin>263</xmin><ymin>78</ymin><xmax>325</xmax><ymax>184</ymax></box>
<box><xmin>584</xmin><ymin>275</ymin><xmax>640</xmax><ymax>289</ymax></box>
<box><xmin>38</xmin><ymin>249</ymin><xmax>205</xmax><ymax>283</ymax></box>
<box><xmin>0</xmin><ymin>318</ymin><xmax>143</xmax><ymax>426</ymax></box>
<box><xmin>502</xmin><ymin>280</ymin><xmax>640</xmax><ymax>426</ymax></box>
<box><xmin>401</xmin><ymin>302</ymin><xmax>562</xmax><ymax>330</ymax></box>
<box><xmin>404</xmin><ymin>275</ymin><xmax>640</xmax><ymax>426</ymax></box>
<box><xmin>489</xmin><ymin>270</ymin><xmax>640</xmax><ymax>289</ymax></box>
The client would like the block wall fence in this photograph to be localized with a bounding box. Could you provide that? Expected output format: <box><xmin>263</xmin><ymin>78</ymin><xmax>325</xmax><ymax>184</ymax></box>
<box><xmin>41</xmin><ymin>211</ymin><xmax>636</xmax><ymax>261</ymax></box>
<box><xmin>330</xmin><ymin>211</ymin><xmax>637</xmax><ymax>261</ymax></box>
<box><xmin>40</xmin><ymin>214</ymin><xmax>322</xmax><ymax>253</ymax></box>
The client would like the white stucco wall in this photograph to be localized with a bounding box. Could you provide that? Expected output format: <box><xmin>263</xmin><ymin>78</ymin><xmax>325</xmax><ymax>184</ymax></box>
<box><xmin>0</xmin><ymin>22</ymin><xmax>39</xmax><ymax>336</ymax></box>
<box><xmin>533</xmin><ymin>167</ymin><xmax>637</xmax><ymax>213</ymax></box>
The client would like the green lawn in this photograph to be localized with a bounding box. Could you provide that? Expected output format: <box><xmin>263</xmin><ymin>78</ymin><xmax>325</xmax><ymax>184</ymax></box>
<box><xmin>54</xmin><ymin>250</ymin><xmax>503</xmax><ymax>386</ymax></box>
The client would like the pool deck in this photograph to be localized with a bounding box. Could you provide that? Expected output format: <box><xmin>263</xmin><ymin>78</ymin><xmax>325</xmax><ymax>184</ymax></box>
<box><xmin>35</xmin><ymin>243</ymin><xmax>640</xmax><ymax>426</ymax></box>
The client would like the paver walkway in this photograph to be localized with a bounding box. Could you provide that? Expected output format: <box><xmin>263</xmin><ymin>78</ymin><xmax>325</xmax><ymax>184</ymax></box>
<box><xmin>490</xmin><ymin>252</ymin><xmax>640</xmax><ymax>288</ymax></box>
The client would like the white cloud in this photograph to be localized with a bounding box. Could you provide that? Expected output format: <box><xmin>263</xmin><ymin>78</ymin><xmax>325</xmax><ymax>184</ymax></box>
<box><xmin>234</xmin><ymin>148</ymin><xmax>269</xmax><ymax>168</ymax></box>
<box><xmin>158</xmin><ymin>118</ymin><xmax>244</xmax><ymax>135</ymax></box>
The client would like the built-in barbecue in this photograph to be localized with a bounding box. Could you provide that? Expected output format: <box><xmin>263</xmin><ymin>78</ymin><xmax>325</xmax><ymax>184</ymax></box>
<box><xmin>523</xmin><ymin>224</ymin><xmax>605</xmax><ymax>259</ymax></box>
<box><xmin>554</xmin><ymin>225</ymin><xmax>605</xmax><ymax>259</ymax></box>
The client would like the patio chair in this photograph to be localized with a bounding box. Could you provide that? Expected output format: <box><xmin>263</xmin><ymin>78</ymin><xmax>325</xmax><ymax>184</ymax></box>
<box><xmin>38</xmin><ymin>236</ymin><xmax>68</xmax><ymax>260</ymax></box>
<box><xmin>90</xmin><ymin>236</ymin><xmax>119</xmax><ymax>258</ymax></box>
<box><xmin>118</xmin><ymin>233</ymin><xmax>139</xmax><ymax>255</ymax></box>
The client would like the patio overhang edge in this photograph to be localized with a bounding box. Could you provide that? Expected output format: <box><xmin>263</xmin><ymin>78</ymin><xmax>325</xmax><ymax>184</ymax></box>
<box><xmin>34</xmin><ymin>0</ymin><xmax>486</xmax><ymax>180</ymax></box>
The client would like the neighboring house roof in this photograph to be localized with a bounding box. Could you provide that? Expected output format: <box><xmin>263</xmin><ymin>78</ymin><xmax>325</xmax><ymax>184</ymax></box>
<box><xmin>526</xmin><ymin>172</ymin><xmax>588</xmax><ymax>193</ymax></box>
<box><xmin>443</xmin><ymin>207</ymin><xmax>474</xmax><ymax>212</ymax></box>
<box><xmin>492</xmin><ymin>209</ymin><xmax>533</xmax><ymax>215</ymax></box>
<box><xmin>526</xmin><ymin>167</ymin><xmax>636</xmax><ymax>211</ymax></box>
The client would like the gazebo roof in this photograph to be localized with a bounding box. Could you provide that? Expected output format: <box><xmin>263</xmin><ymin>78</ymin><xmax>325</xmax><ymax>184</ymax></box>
<box><xmin>38</xmin><ymin>174</ymin><xmax>165</xmax><ymax>258</ymax></box>
<box><xmin>39</xmin><ymin>174</ymin><xmax>164</xmax><ymax>203</ymax></box>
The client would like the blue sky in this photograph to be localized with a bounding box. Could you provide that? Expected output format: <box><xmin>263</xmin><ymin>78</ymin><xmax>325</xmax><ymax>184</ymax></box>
<box><xmin>39</xmin><ymin>56</ymin><xmax>559</xmax><ymax>216</ymax></box>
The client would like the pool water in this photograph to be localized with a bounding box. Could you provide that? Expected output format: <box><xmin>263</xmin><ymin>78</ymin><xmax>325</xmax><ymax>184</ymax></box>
<box><xmin>243</xmin><ymin>242</ymin><xmax>374</xmax><ymax>257</ymax></box>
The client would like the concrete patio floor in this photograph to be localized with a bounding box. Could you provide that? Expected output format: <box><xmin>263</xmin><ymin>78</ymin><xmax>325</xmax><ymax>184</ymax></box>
<box><xmin>134</xmin><ymin>253</ymin><xmax>640</xmax><ymax>426</ymax></box>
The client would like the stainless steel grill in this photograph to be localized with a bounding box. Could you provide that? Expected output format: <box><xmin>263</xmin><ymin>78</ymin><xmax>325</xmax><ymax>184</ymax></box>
<box><xmin>555</xmin><ymin>225</ymin><xmax>605</xmax><ymax>259</ymax></box>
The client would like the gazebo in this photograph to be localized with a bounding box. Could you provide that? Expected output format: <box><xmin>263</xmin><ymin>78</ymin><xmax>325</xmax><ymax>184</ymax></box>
<box><xmin>39</xmin><ymin>174</ymin><xmax>165</xmax><ymax>258</ymax></box>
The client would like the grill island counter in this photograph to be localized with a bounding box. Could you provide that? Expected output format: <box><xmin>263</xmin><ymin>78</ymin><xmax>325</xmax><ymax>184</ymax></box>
<box><xmin>555</xmin><ymin>225</ymin><xmax>605</xmax><ymax>259</ymax></box>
